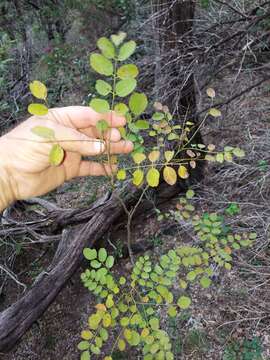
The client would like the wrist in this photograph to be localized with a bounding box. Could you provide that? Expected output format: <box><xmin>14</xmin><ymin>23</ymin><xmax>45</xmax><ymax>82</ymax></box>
<box><xmin>0</xmin><ymin>145</ymin><xmax>15</xmax><ymax>212</ymax></box>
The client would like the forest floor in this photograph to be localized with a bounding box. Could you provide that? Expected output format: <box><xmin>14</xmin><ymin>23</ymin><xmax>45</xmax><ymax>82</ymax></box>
<box><xmin>1</xmin><ymin>61</ymin><xmax>270</xmax><ymax>360</ymax></box>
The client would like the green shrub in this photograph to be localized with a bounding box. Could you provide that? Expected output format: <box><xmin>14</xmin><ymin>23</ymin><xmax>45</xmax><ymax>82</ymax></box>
<box><xmin>223</xmin><ymin>337</ymin><xmax>263</xmax><ymax>360</ymax></box>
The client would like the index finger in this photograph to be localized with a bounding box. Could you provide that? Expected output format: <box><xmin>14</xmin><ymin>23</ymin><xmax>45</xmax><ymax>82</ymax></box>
<box><xmin>48</xmin><ymin>106</ymin><xmax>126</xmax><ymax>129</ymax></box>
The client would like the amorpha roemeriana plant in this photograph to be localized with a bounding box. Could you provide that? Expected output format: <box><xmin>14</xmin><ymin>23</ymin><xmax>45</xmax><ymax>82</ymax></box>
<box><xmin>27</xmin><ymin>32</ymin><xmax>248</xmax><ymax>359</ymax></box>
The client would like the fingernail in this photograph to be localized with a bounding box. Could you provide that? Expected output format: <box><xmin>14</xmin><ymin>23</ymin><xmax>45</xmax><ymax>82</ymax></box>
<box><xmin>94</xmin><ymin>140</ymin><xmax>105</xmax><ymax>154</ymax></box>
<box><xmin>126</xmin><ymin>140</ymin><xmax>134</xmax><ymax>151</ymax></box>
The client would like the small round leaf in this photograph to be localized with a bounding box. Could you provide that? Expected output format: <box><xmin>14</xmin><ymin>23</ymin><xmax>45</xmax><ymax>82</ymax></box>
<box><xmin>117</xmin><ymin>64</ymin><xmax>139</xmax><ymax>79</ymax></box>
<box><xmin>118</xmin><ymin>40</ymin><xmax>136</xmax><ymax>61</ymax></box>
<box><xmin>97</xmin><ymin>37</ymin><xmax>115</xmax><ymax>59</ymax></box>
<box><xmin>129</xmin><ymin>92</ymin><xmax>148</xmax><ymax>116</ymax></box>
<box><xmin>163</xmin><ymin>166</ymin><xmax>177</xmax><ymax>186</ymax></box>
<box><xmin>178</xmin><ymin>165</ymin><xmax>189</xmax><ymax>179</ymax></box>
<box><xmin>115</xmin><ymin>78</ymin><xmax>137</xmax><ymax>97</ymax></box>
<box><xmin>49</xmin><ymin>144</ymin><xmax>64</xmax><ymax>166</ymax></box>
<box><xmin>206</xmin><ymin>87</ymin><xmax>216</xmax><ymax>98</ymax></box>
<box><xmin>148</xmin><ymin>150</ymin><xmax>160</xmax><ymax>163</ymax></box>
<box><xmin>28</xmin><ymin>103</ymin><xmax>48</xmax><ymax>116</ymax></box>
<box><xmin>209</xmin><ymin>108</ymin><xmax>221</xmax><ymax>117</ymax></box>
<box><xmin>90</xmin><ymin>53</ymin><xmax>113</xmax><ymax>76</ymax></box>
<box><xmin>118</xmin><ymin>339</ymin><xmax>126</xmax><ymax>351</ymax></box>
<box><xmin>78</xmin><ymin>341</ymin><xmax>90</xmax><ymax>351</ymax></box>
<box><xmin>80</xmin><ymin>351</ymin><xmax>90</xmax><ymax>360</ymax></box>
<box><xmin>98</xmin><ymin>248</ymin><xmax>107</xmax><ymax>262</ymax></box>
<box><xmin>177</xmin><ymin>296</ymin><xmax>191</xmax><ymax>309</ymax></box>
<box><xmin>29</xmin><ymin>80</ymin><xmax>47</xmax><ymax>100</ymax></box>
<box><xmin>31</xmin><ymin>126</ymin><xmax>55</xmax><ymax>140</ymax></box>
<box><xmin>146</xmin><ymin>168</ymin><xmax>160</xmax><ymax>187</ymax></box>
<box><xmin>114</xmin><ymin>103</ymin><xmax>129</xmax><ymax>115</ymax></box>
<box><xmin>95</xmin><ymin>80</ymin><xmax>112</xmax><ymax>96</ymax></box>
<box><xmin>90</xmin><ymin>99</ymin><xmax>110</xmax><ymax>114</ymax></box>
<box><xmin>117</xmin><ymin>169</ymin><xmax>126</xmax><ymax>180</ymax></box>
<box><xmin>164</xmin><ymin>151</ymin><xmax>174</xmax><ymax>162</ymax></box>
<box><xmin>83</xmin><ymin>248</ymin><xmax>97</xmax><ymax>260</ymax></box>
<box><xmin>111</xmin><ymin>32</ymin><xmax>127</xmax><ymax>47</ymax></box>
<box><xmin>132</xmin><ymin>153</ymin><xmax>146</xmax><ymax>164</ymax></box>
<box><xmin>105</xmin><ymin>255</ymin><xmax>114</xmax><ymax>269</ymax></box>
<box><xmin>132</xmin><ymin>169</ymin><xmax>144</xmax><ymax>186</ymax></box>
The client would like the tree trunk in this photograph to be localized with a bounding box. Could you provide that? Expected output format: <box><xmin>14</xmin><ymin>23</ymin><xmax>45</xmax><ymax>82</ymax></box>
<box><xmin>154</xmin><ymin>0</ymin><xmax>204</xmax><ymax>181</ymax></box>
<box><xmin>155</xmin><ymin>0</ymin><xmax>197</xmax><ymax>120</ymax></box>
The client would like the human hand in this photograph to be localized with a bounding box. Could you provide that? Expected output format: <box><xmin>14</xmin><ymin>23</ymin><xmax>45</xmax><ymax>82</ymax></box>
<box><xmin>0</xmin><ymin>106</ymin><xmax>133</xmax><ymax>210</ymax></box>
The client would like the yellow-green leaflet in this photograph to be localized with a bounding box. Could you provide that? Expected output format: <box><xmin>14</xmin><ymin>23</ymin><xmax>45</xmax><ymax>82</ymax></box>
<box><xmin>49</xmin><ymin>144</ymin><xmax>64</xmax><ymax>166</ymax></box>
<box><xmin>28</xmin><ymin>103</ymin><xmax>48</xmax><ymax>116</ymax></box>
<box><xmin>146</xmin><ymin>168</ymin><xmax>160</xmax><ymax>187</ymax></box>
<box><xmin>29</xmin><ymin>80</ymin><xmax>47</xmax><ymax>100</ymax></box>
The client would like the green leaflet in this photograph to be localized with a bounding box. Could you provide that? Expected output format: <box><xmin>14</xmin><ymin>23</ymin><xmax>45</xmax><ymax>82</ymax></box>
<box><xmin>97</xmin><ymin>37</ymin><xmax>115</xmax><ymax>59</ymax></box>
<box><xmin>118</xmin><ymin>40</ymin><xmax>136</xmax><ymax>61</ymax></box>
<box><xmin>49</xmin><ymin>144</ymin><xmax>64</xmax><ymax>166</ymax></box>
<box><xmin>90</xmin><ymin>98</ymin><xmax>110</xmax><ymax>113</ymax></box>
<box><xmin>90</xmin><ymin>53</ymin><xmax>113</xmax><ymax>76</ymax></box>
<box><xmin>28</xmin><ymin>103</ymin><xmax>48</xmax><ymax>116</ymax></box>
<box><xmin>29</xmin><ymin>80</ymin><xmax>47</xmax><ymax>100</ymax></box>
<box><xmin>146</xmin><ymin>168</ymin><xmax>160</xmax><ymax>187</ymax></box>
<box><xmin>117</xmin><ymin>64</ymin><xmax>139</xmax><ymax>79</ymax></box>
<box><xmin>129</xmin><ymin>92</ymin><xmax>148</xmax><ymax>115</ymax></box>
<box><xmin>31</xmin><ymin>126</ymin><xmax>55</xmax><ymax>140</ymax></box>
<box><xmin>95</xmin><ymin>80</ymin><xmax>112</xmax><ymax>96</ymax></box>
<box><xmin>115</xmin><ymin>78</ymin><xmax>137</xmax><ymax>97</ymax></box>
